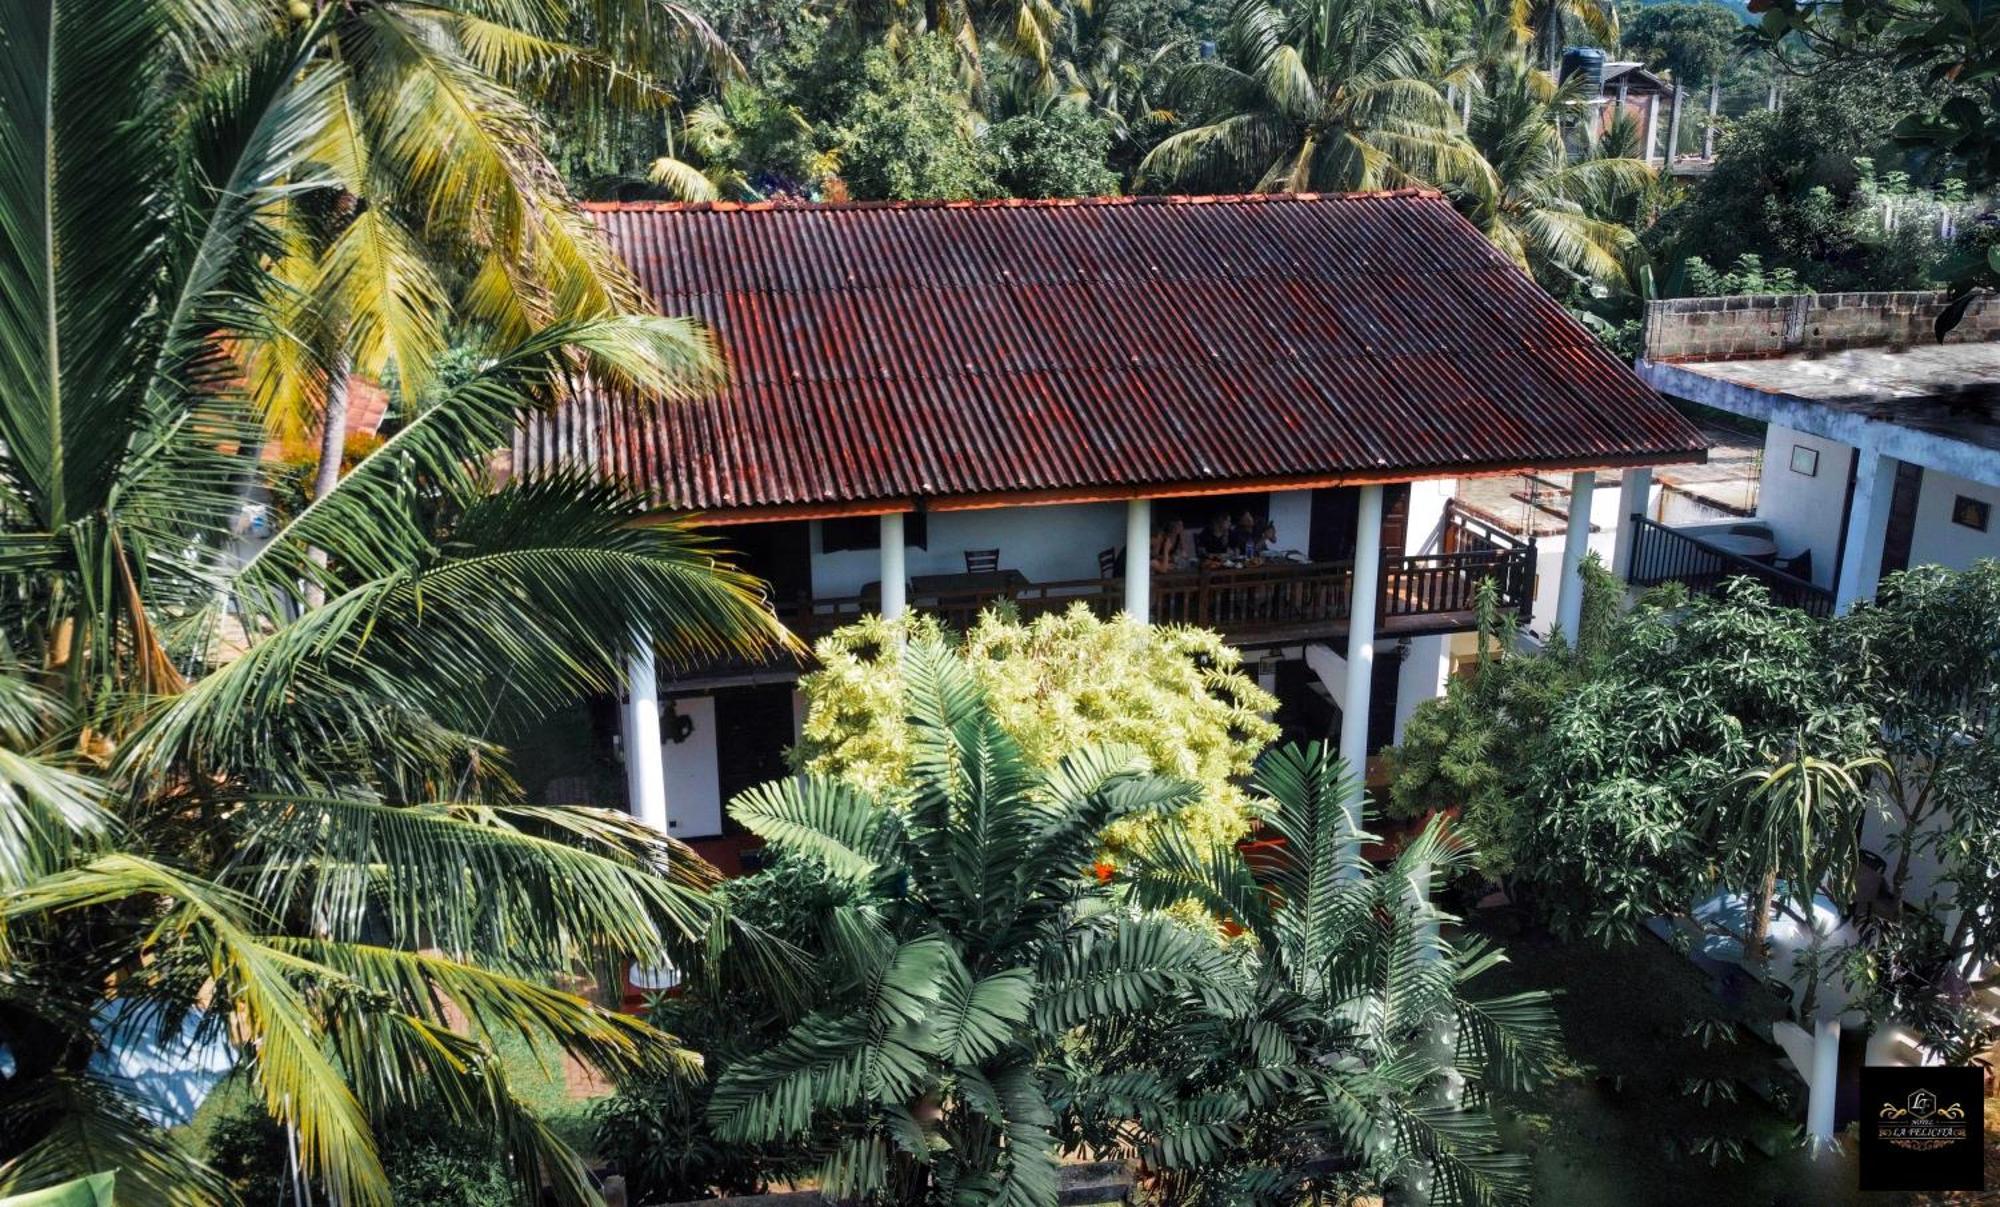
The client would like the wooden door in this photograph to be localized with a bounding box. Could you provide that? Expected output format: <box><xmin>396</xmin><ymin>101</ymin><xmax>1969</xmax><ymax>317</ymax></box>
<box><xmin>1878</xmin><ymin>461</ymin><xmax>1924</xmax><ymax>578</ymax></box>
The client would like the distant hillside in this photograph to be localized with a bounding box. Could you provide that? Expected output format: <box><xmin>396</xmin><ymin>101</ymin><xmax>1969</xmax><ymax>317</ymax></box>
<box><xmin>1627</xmin><ymin>0</ymin><xmax>1757</xmax><ymax>23</ymax></box>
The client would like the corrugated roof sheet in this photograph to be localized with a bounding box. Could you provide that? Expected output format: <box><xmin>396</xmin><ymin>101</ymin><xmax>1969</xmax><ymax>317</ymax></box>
<box><xmin>516</xmin><ymin>191</ymin><xmax>1707</xmax><ymax>514</ymax></box>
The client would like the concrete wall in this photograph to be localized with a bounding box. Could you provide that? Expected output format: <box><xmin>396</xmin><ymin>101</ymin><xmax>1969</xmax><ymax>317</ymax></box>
<box><xmin>1406</xmin><ymin>478</ymin><xmax>1456</xmax><ymax>553</ymax></box>
<box><xmin>1755</xmin><ymin>425</ymin><xmax>1855</xmax><ymax>590</ymax></box>
<box><xmin>1642</xmin><ymin>291</ymin><xmax>2000</xmax><ymax>362</ymax></box>
<box><xmin>1267</xmin><ymin>488</ymin><xmax>1313</xmax><ymax>556</ymax></box>
<box><xmin>1908</xmin><ymin>466</ymin><xmax>2000</xmax><ymax>572</ymax></box>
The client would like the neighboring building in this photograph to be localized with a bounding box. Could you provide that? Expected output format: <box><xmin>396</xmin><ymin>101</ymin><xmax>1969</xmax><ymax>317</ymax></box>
<box><xmin>1631</xmin><ymin>291</ymin><xmax>2000</xmax><ymax>615</ymax></box>
<box><xmin>517</xmin><ymin>191</ymin><xmax>1708</xmax><ymax>855</ymax></box>
<box><xmin>1569</xmin><ymin>55</ymin><xmax>1746</xmax><ymax>175</ymax></box>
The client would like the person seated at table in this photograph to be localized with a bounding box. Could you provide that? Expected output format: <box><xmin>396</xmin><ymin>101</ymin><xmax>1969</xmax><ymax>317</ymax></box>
<box><xmin>1231</xmin><ymin>510</ymin><xmax>1262</xmax><ymax>556</ymax></box>
<box><xmin>1253</xmin><ymin>521</ymin><xmax>1279</xmax><ymax>555</ymax></box>
<box><xmin>1197</xmin><ymin>513</ymin><xmax>1235</xmax><ymax>558</ymax></box>
<box><xmin>1152</xmin><ymin>519</ymin><xmax>1193</xmax><ymax>572</ymax></box>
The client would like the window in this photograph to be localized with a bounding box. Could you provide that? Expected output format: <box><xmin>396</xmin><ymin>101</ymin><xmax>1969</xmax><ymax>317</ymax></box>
<box><xmin>820</xmin><ymin>513</ymin><xmax>928</xmax><ymax>553</ymax></box>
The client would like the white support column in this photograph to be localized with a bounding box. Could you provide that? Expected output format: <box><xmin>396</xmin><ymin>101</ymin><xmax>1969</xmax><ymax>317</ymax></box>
<box><xmin>1702</xmin><ymin>80</ymin><xmax>1720</xmax><ymax>159</ymax></box>
<box><xmin>1393</xmin><ymin>633</ymin><xmax>1451</xmax><ymax>745</ymax></box>
<box><xmin>622</xmin><ymin>642</ymin><xmax>667</xmax><ymax>833</ymax></box>
<box><xmin>1664</xmin><ymin>86</ymin><xmax>1684</xmax><ymax>166</ymax></box>
<box><xmin>1643</xmin><ymin>93</ymin><xmax>1661</xmax><ymax>166</ymax></box>
<box><xmin>879</xmin><ymin>512</ymin><xmax>907</xmax><ymax>620</ymax></box>
<box><xmin>1555</xmin><ymin>470</ymin><xmax>1596</xmax><ymax>641</ymax></box>
<box><xmin>1339</xmin><ymin>486</ymin><xmax>1384</xmax><ymax>832</ymax></box>
<box><xmin>1835</xmin><ymin>448</ymin><xmax>1896</xmax><ymax>613</ymax></box>
<box><xmin>1610</xmin><ymin>466</ymin><xmax>1652</xmax><ymax>584</ymax></box>
<box><xmin>1807</xmin><ymin>1016</ymin><xmax>1841</xmax><ymax>1146</ymax></box>
<box><xmin>1125</xmin><ymin>497</ymin><xmax>1152</xmax><ymax>623</ymax></box>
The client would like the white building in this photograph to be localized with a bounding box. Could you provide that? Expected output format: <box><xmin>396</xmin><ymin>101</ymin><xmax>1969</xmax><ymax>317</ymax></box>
<box><xmin>1630</xmin><ymin>289</ymin><xmax>2000</xmax><ymax>1142</ymax></box>
<box><xmin>1632</xmin><ymin>291</ymin><xmax>2000</xmax><ymax>615</ymax></box>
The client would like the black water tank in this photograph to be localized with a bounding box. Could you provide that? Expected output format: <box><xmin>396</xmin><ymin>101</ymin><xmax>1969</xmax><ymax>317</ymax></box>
<box><xmin>1560</xmin><ymin>46</ymin><xmax>1607</xmax><ymax>93</ymax></box>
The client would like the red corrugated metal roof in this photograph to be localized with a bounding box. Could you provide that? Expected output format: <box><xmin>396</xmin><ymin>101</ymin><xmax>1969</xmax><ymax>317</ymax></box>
<box><xmin>516</xmin><ymin>191</ymin><xmax>1707</xmax><ymax>515</ymax></box>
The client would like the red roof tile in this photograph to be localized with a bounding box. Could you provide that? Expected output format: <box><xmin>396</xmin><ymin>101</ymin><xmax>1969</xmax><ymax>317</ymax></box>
<box><xmin>517</xmin><ymin>191</ymin><xmax>1706</xmax><ymax>515</ymax></box>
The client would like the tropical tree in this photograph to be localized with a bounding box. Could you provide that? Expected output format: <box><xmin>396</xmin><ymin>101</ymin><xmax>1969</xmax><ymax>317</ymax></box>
<box><xmin>646</xmin><ymin>82</ymin><xmax>831</xmax><ymax>201</ymax></box>
<box><xmin>709</xmin><ymin>638</ymin><xmax>1252</xmax><ymax>1202</ymax></box>
<box><xmin>1388</xmin><ymin>572</ymin><xmax>1606</xmax><ymax>882</ymax></box>
<box><xmin>0</xmin><ymin>1</ymin><xmax>792</xmax><ymax>1200</ymax></box>
<box><xmin>1833</xmin><ymin>561</ymin><xmax>2000</xmax><ymax>1059</ymax></box>
<box><xmin>1138</xmin><ymin>0</ymin><xmax>1489</xmax><ymax>195</ymax></box>
<box><xmin>235</xmin><ymin>0</ymin><xmax>731</xmax><ymax>502</ymax></box>
<box><xmin>1518</xmin><ymin>581</ymin><xmax>1879</xmax><ymax>950</ymax></box>
<box><xmin>1463</xmin><ymin>60</ymin><xmax>1652</xmax><ymax>289</ymax></box>
<box><xmin>792</xmin><ymin>607</ymin><xmax>1278</xmax><ymax>857</ymax></box>
<box><xmin>1515</xmin><ymin>0</ymin><xmax>1615</xmax><ymax>75</ymax></box>
<box><xmin>1115</xmin><ymin>743</ymin><xmax>1561</xmax><ymax>1205</ymax></box>
<box><xmin>1715</xmin><ymin>731</ymin><xmax>1883</xmax><ymax>983</ymax></box>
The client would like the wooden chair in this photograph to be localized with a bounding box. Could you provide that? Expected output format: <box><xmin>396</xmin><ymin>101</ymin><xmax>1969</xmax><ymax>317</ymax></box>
<box><xmin>1098</xmin><ymin>547</ymin><xmax>1120</xmax><ymax>578</ymax></box>
<box><xmin>965</xmin><ymin>548</ymin><xmax>1000</xmax><ymax>574</ymax></box>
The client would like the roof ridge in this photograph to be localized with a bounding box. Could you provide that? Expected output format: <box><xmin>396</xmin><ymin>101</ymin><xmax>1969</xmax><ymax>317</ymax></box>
<box><xmin>580</xmin><ymin>189</ymin><xmax>1443</xmax><ymax>215</ymax></box>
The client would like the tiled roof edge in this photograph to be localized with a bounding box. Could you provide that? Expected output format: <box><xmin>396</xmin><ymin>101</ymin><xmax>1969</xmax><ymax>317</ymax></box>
<box><xmin>581</xmin><ymin>189</ymin><xmax>1445</xmax><ymax>215</ymax></box>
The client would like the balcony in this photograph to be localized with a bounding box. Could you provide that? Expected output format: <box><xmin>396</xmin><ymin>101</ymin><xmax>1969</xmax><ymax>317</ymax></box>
<box><xmin>785</xmin><ymin>501</ymin><xmax>1536</xmax><ymax>648</ymax></box>
<box><xmin>1624</xmin><ymin>517</ymin><xmax>1835</xmax><ymax>617</ymax></box>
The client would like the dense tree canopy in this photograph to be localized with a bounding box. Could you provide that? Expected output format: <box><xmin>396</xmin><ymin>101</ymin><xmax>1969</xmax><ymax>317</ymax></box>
<box><xmin>1622</xmin><ymin>0</ymin><xmax>1746</xmax><ymax>85</ymax></box>
<box><xmin>1397</xmin><ymin>562</ymin><xmax>2000</xmax><ymax>1060</ymax></box>
<box><xmin>793</xmin><ymin>608</ymin><xmax>1278</xmax><ymax>854</ymax></box>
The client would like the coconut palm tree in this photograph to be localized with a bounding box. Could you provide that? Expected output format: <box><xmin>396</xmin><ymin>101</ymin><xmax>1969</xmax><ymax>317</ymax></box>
<box><xmin>232</xmin><ymin>0</ymin><xmax>730</xmax><ymax>504</ymax></box>
<box><xmin>1463</xmin><ymin>60</ymin><xmax>1652</xmax><ymax>290</ymax></box>
<box><xmin>1137</xmin><ymin>0</ymin><xmax>1489</xmax><ymax>195</ymax></box>
<box><xmin>1117</xmin><ymin>743</ymin><xmax>1561</xmax><ymax>1205</ymax></box>
<box><xmin>0</xmin><ymin>2</ymin><xmax>792</xmax><ymax>1201</ymax></box>
<box><xmin>710</xmin><ymin>639</ymin><xmax>1253</xmax><ymax>1204</ymax></box>
<box><xmin>1514</xmin><ymin>0</ymin><xmax>1616</xmax><ymax>76</ymax></box>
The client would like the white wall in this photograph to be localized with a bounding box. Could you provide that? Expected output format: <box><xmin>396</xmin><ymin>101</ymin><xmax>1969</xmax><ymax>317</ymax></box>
<box><xmin>1406</xmin><ymin>478</ymin><xmax>1456</xmax><ymax>553</ymax></box>
<box><xmin>1267</xmin><ymin>489</ymin><xmax>1313</xmax><ymax>556</ymax></box>
<box><xmin>809</xmin><ymin>502</ymin><xmax>1127</xmax><ymax>597</ymax></box>
<box><xmin>1755</xmin><ymin>425</ymin><xmax>1854</xmax><ymax>590</ymax></box>
<box><xmin>1907</xmin><ymin>467</ymin><xmax>2000</xmax><ymax>573</ymax></box>
<box><xmin>660</xmin><ymin>695</ymin><xmax>721</xmax><ymax>839</ymax></box>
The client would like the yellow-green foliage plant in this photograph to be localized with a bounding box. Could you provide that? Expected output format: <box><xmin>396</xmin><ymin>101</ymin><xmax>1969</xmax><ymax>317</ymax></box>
<box><xmin>792</xmin><ymin>604</ymin><xmax>1279</xmax><ymax>857</ymax></box>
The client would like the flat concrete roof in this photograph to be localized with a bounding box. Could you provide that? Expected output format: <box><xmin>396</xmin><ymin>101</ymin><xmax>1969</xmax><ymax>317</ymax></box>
<box><xmin>1638</xmin><ymin>343</ymin><xmax>2000</xmax><ymax>487</ymax></box>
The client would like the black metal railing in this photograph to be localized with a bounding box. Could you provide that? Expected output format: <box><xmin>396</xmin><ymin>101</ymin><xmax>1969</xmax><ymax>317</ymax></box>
<box><xmin>1625</xmin><ymin>517</ymin><xmax>1835</xmax><ymax>618</ymax></box>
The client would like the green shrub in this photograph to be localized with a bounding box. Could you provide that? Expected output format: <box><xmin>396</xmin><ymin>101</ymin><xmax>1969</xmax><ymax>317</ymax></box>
<box><xmin>205</xmin><ymin>1102</ymin><xmax>517</xmax><ymax>1205</ymax></box>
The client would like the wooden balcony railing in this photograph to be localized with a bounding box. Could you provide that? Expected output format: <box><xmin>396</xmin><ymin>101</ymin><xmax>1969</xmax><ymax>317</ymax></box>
<box><xmin>1625</xmin><ymin>517</ymin><xmax>1835</xmax><ymax>618</ymax></box>
<box><xmin>783</xmin><ymin>506</ymin><xmax>1537</xmax><ymax>648</ymax></box>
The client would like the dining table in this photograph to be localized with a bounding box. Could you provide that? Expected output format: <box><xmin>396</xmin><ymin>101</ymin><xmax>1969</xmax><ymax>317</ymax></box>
<box><xmin>860</xmin><ymin>568</ymin><xmax>1033</xmax><ymax>602</ymax></box>
<box><xmin>909</xmin><ymin>569</ymin><xmax>1031</xmax><ymax>597</ymax></box>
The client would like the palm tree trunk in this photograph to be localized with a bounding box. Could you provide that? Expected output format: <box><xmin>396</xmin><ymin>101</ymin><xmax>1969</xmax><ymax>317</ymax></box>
<box><xmin>303</xmin><ymin>354</ymin><xmax>350</xmax><ymax>610</ymax></box>
<box><xmin>1749</xmin><ymin>864</ymin><xmax>1777</xmax><ymax>971</ymax></box>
